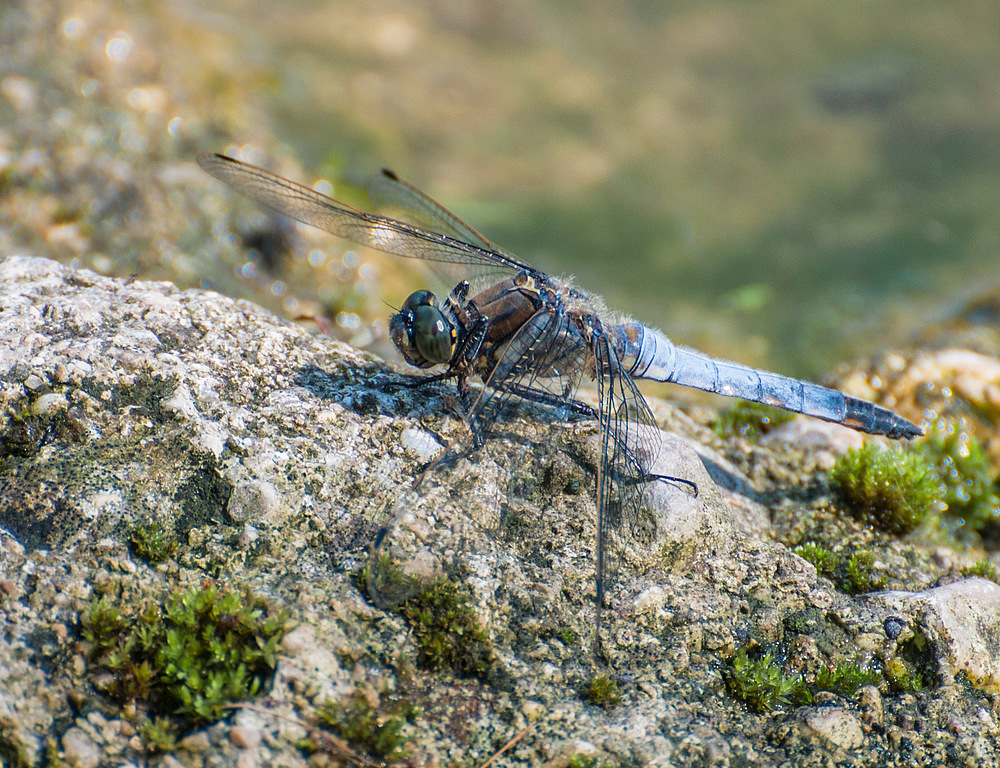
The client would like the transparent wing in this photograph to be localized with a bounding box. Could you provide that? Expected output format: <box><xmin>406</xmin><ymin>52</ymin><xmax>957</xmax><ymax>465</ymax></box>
<box><xmin>469</xmin><ymin>301</ymin><xmax>591</xmax><ymax>443</ymax></box>
<box><xmin>592</xmin><ymin>330</ymin><xmax>663</xmax><ymax>622</ymax></box>
<box><xmin>466</xmin><ymin>312</ymin><xmax>665</xmax><ymax>626</ymax></box>
<box><xmin>366</xmin><ymin>170</ymin><xmax>517</xmax><ymax>257</ymax></box>
<box><xmin>367</xmin><ymin>168</ymin><xmax>523</xmax><ymax>285</ymax></box>
<box><xmin>198</xmin><ymin>154</ymin><xmax>531</xmax><ymax>276</ymax></box>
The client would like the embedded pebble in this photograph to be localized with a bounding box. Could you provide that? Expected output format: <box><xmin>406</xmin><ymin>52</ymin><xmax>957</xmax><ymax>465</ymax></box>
<box><xmin>61</xmin><ymin>727</ymin><xmax>100</xmax><ymax>768</ymax></box>
<box><xmin>867</xmin><ymin>578</ymin><xmax>1000</xmax><ymax>689</ymax></box>
<box><xmin>229</xmin><ymin>724</ymin><xmax>262</xmax><ymax>749</ymax></box>
<box><xmin>227</xmin><ymin>479</ymin><xmax>282</xmax><ymax>523</ymax></box>
<box><xmin>31</xmin><ymin>392</ymin><xmax>68</xmax><ymax>415</ymax></box>
<box><xmin>802</xmin><ymin>706</ymin><xmax>865</xmax><ymax>749</ymax></box>
<box><xmin>400</xmin><ymin>426</ymin><xmax>443</xmax><ymax>460</ymax></box>
<box><xmin>858</xmin><ymin>685</ymin><xmax>884</xmax><ymax>726</ymax></box>
<box><xmin>178</xmin><ymin>731</ymin><xmax>211</xmax><ymax>751</ymax></box>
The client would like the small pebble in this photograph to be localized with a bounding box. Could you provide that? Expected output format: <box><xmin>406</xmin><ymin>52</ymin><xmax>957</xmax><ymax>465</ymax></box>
<box><xmin>178</xmin><ymin>731</ymin><xmax>211</xmax><ymax>751</ymax></box>
<box><xmin>803</xmin><ymin>706</ymin><xmax>865</xmax><ymax>750</ymax></box>
<box><xmin>230</xmin><ymin>724</ymin><xmax>262</xmax><ymax>749</ymax></box>
<box><xmin>62</xmin><ymin>727</ymin><xmax>100</xmax><ymax>768</ymax></box>
<box><xmin>400</xmin><ymin>426</ymin><xmax>443</xmax><ymax>460</ymax></box>
<box><xmin>31</xmin><ymin>392</ymin><xmax>68</xmax><ymax>415</ymax></box>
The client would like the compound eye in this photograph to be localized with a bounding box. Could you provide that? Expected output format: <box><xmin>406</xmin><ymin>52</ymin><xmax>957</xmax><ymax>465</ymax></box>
<box><xmin>411</xmin><ymin>304</ymin><xmax>454</xmax><ymax>365</ymax></box>
<box><xmin>402</xmin><ymin>290</ymin><xmax>438</xmax><ymax>313</ymax></box>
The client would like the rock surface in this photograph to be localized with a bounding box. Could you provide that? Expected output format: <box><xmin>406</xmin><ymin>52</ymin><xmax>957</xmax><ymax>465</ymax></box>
<box><xmin>2</xmin><ymin>255</ymin><xmax>999</xmax><ymax>767</ymax></box>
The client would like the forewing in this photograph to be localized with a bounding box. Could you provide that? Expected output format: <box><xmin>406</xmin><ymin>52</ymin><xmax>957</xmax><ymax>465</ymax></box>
<box><xmin>593</xmin><ymin>332</ymin><xmax>662</xmax><ymax>617</ymax></box>
<box><xmin>198</xmin><ymin>154</ymin><xmax>525</xmax><ymax>274</ymax></box>
<box><xmin>367</xmin><ymin>168</ymin><xmax>531</xmax><ymax>285</ymax></box>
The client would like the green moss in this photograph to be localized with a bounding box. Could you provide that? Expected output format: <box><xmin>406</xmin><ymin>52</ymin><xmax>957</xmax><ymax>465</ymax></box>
<box><xmin>398</xmin><ymin>580</ymin><xmax>494</xmax><ymax>677</ymax></box>
<box><xmin>890</xmin><ymin>631</ymin><xmax>934</xmax><ymax>692</ymax></box>
<box><xmin>844</xmin><ymin>550</ymin><xmax>884</xmax><ymax>594</ymax></box>
<box><xmin>567</xmin><ymin>755</ymin><xmax>608</xmax><ymax>768</ymax></box>
<box><xmin>362</xmin><ymin>552</ymin><xmax>425</xmax><ymax>608</ymax></box>
<box><xmin>962</xmin><ymin>559</ymin><xmax>998</xmax><ymax>582</ymax></box>
<box><xmin>885</xmin><ymin>657</ymin><xmax>924</xmax><ymax>693</ymax></box>
<box><xmin>582</xmin><ymin>674</ymin><xmax>622</xmax><ymax>709</ymax></box>
<box><xmin>814</xmin><ymin>663</ymin><xmax>880</xmax><ymax>696</ymax></box>
<box><xmin>43</xmin><ymin>737</ymin><xmax>66</xmax><ymax>768</ymax></box>
<box><xmin>129</xmin><ymin>521</ymin><xmax>179</xmax><ymax>564</ymax></box>
<box><xmin>712</xmin><ymin>400</ymin><xmax>794</xmax><ymax>442</ymax></box>
<box><xmin>829</xmin><ymin>443</ymin><xmax>943</xmax><ymax>534</ymax></box>
<box><xmin>915</xmin><ymin>421</ymin><xmax>1000</xmax><ymax>540</ymax></box>
<box><xmin>723</xmin><ymin>648</ymin><xmax>811</xmax><ymax>712</ymax></box>
<box><xmin>83</xmin><ymin>596</ymin><xmax>131</xmax><ymax>656</ymax></box>
<box><xmin>139</xmin><ymin>717</ymin><xmax>178</xmax><ymax>754</ymax></box>
<box><xmin>557</xmin><ymin>627</ymin><xmax>579</xmax><ymax>646</ymax></box>
<box><xmin>314</xmin><ymin>686</ymin><xmax>419</xmax><ymax>762</ymax></box>
<box><xmin>0</xmin><ymin>722</ymin><xmax>32</xmax><ymax>768</ymax></box>
<box><xmin>82</xmin><ymin>584</ymin><xmax>290</xmax><ymax>731</ymax></box>
<box><xmin>792</xmin><ymin>542</ymin><xmax>838</xmax><ymax>577</ymax></box>
<box><xmin>792</xmin><ymin>543</ymin><xmax>886</xmax><ymax>594</ymax></box>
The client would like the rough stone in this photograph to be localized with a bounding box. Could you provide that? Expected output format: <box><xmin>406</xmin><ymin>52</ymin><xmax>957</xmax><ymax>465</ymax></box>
<box><xmin>1</xmin><ymin>259</ymin><xmax>998</xmax><ymax>767</ymax></box>
<box><xmin>802</xmin><ymin>706</ymin><xmax>865</xmax><ymax>750</ymax></box>
<box><xmin>865</xmin><ymin>578</ymin><xmax>1000</xmax><ymax>692</ymax></box>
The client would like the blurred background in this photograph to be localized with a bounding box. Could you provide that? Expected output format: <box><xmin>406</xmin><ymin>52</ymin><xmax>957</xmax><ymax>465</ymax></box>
<box><xmin>3</xmin><ymin>0</ymin><xmax>1000</xmax><ymax>378</ymax></box>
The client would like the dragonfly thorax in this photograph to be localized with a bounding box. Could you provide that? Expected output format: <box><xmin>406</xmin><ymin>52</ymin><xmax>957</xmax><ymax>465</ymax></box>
<box><xmin>390</xmin><ymin>289</ymin><xmax>457</xmax><ymax>368</ymax></box>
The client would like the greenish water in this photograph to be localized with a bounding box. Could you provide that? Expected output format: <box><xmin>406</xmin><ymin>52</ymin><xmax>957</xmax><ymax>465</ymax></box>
<box><xmin>207</xmin><ymin>0</ymin><xmax>1000</xmax><ymax>376</ymax></box>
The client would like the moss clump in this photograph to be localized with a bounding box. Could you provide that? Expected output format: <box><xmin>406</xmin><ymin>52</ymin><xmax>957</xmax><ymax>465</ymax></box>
<box><xmin>844</xmin><ymin>550</ymin><xmax>884</xmax><ymax>594</ymax></box>
<box><xmin>814</xmin><ymin>663</ymin><xmax>880</xmax><ymax>696</ymax></box>
<box><xmin>792</xmin><ymin>543</ymin><xmax>885</xmax><ymax>594</ymax></box>
<box><xmin>82</xmin><ymin>584</ymin><xmax>290</xmax><ymax>731</ymax></box>
<box><xmin>712</xmin><ymin>400</ymin><xmax>794</xmax><ymax>442</ymax></box>
<box><xmin>568</xmin><ymin>755</ymin><xmax>608</xmax><ymax>768</ymax></box>
<box><xmin>315</xmin><ymin>686</ymin><xmax>420</xmax><ymax>763</ymax></box>
<box><xmin>962</xmin><ymin>559</ymin><xmax>998</xmax><ymax>581</ymax></box>
<box><xmin>723</xmin><ymin>648</ymin><xmax>811</xmax><ymax>712</ymax></box>
<box><xmin>362</xmin><ymin>552</ymin><xmax>424</xmax><ymax>609</ymax></box>
<box><xmin>129</xmin><ymin>521</ymin><xmax>179</xmax><ymax>565</ymax></box>
<box><xmin>885</xmin><ymin>657</ymin><xmax>924</xmax><ymax>693</ymax></box>
<box><xmin>557</xmin><ymin>627</ymin><xmax>579</xmax><ymax>646</ymax></box>
<box><xmin>915</xmin><ymin>421</ymin><xmax>1000</xmax><ymax>540</ymax></box>
<box><xmin>792</xmin><ymin>542</ymin><xmax>838</xmax><ymax>578</ymax></box>
<box><xmin>582</xmin><ymin>674</ymin><xmax>622</xmax><ymax>709</ymax></box>
<box><xmin>139</xmin><ymin>717</ymin><xmax>178</xmax><ymax>754</ymax></box>
<box><xmin>830</xmin><ymin>443</ymin><xmax>943</xmax><ymax>534</ymax></box>
<box><xmin>399</xmin><ymin>580</ymin><xmax>493</xmax><ymax>677</ymax></box>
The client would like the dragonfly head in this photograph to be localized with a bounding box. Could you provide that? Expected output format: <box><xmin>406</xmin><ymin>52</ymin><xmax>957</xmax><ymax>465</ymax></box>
<box><xmin>390</xmin><ymin>290</ymin><xmax>456</xmax><ymax>368</ymax></box>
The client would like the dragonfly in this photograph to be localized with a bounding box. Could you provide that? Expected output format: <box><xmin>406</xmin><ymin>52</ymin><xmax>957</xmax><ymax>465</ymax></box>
<box><xmin>198</xmin><ymin>152</ymin><xmax>924</xmax><ymax>618</ymax></box>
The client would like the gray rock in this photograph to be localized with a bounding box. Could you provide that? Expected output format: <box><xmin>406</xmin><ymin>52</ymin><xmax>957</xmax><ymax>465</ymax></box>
<box><xmin>2</xmin><ymin>256</ymin><xmax>999</xmax><ymax>768</ymax></box>
<box><xmin>62</xmin><ymin>727</ymin><xmax>101</xmax><ymax>768</ymax></box>
<box><xmin>865</xmin><ymin>578</ymin><xmax>1000</xmax><ymax>690</ymax></box>
<box><xmin>801</xmin><ymin>706</ymin><xmax>865</xmax><ymax>750</ymax></box>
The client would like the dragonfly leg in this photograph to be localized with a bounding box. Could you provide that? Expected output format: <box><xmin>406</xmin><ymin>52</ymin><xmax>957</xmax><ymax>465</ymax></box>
<box><xmin>456</xmin><ymin>375</ymin><xmax>486</xmax><ymax>449</ymax></box>
<box><xmin>455</xmin><ymin>314</ymin><xmax>490</xmax><ymax>366</ymax></box>
<box><xmin>391</xmin><ymin>371</ymin><xmax>454</xmax><ymax>390</ymax></box>
<box><xmin>649</xmin><ymin>473</ymin><xmax>698</xmax><ymax>497</ymax></box>
<box><xmin>499</xmin><ymin>381</ymin><xmax>599</xmax><ymax>418</ymax></box>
